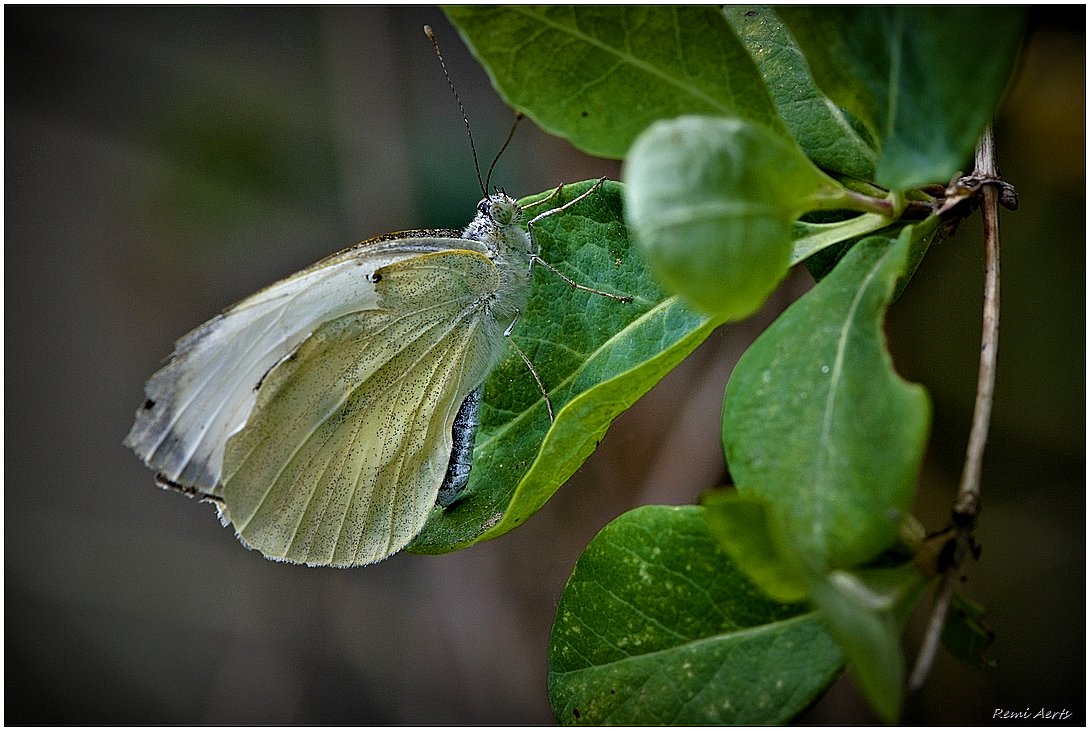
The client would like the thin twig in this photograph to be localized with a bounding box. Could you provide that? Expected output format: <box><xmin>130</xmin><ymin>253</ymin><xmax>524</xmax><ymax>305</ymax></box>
<box><xmin>908</xmin><ymin>124</ymin><xmax>1002</xmax><ymax>692</ymax></box>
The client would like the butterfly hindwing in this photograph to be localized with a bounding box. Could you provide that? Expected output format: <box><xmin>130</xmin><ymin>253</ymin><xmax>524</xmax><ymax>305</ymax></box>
<box><xmin>221</xmin><ymin>248</ymin><xmax>508</xmax><ymax>566</ymax></box>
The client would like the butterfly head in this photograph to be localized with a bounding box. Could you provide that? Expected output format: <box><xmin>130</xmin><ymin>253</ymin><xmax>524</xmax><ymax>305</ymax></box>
<box><xmin>463</xmin><ymin>192</ymin><xmax>534</xmax><ymax>262</ymax></box>
<box><xmin>478</xmin><ymin>193</ymin><xmax>521</xmax><ymax>228</ymax></box>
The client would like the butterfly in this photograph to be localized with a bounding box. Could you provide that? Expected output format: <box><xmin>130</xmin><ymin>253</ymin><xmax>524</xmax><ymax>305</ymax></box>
<box><xmin>125</xmin><ymin>180</ymin><xmax>629</xmax><ymax>567</ymax></box>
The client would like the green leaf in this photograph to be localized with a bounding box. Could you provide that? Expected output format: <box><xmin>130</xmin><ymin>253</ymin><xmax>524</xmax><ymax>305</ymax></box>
<box><xmin>702</xmin><ymin>489</ymin><xmax>811</xmax><ymax>603</ymax></box>
<box><xmin>409</xmin><ymin>180</ymin><xmax>720</xmax><ymax>554</ymax></box>
<box><xmin>443</xmin><ymin>5</ymin><xmax>789</xmax><ymax>159</ymax></box>
<box><xmin>548</xmin><ymin>505</ymin><xmax>843</xmax><ymax>725</ymax></box>
<box><xmin>942</xmin><ymin>593</ymin><xmax>996</xmax><ymax>672</ymax></box>
<box><xmin>722</xmin><ymin>221</ymin><xmax>937</xmax><ymax>570</ymax></box>
<box><xmin>624</xmin><ymin>115</ymin><xmax>848</xmax><ymax>317</ymax></box>
<box><xmin>810</xmin><ymin>566</ymin><xmax>925</xmax><ymax>723</ymax></box>
<box><xmin>722</xmin><ymin>6</ymin><xmax>877</xmax><ymax>179</ymax></box>
<box><xmin>791</xmin><ymin>214</ymin><xmax>893</xmax><ymax>270</ymax></box>
<box><xmin>778</xmin><ymin>7</ymin><xmax>1026</xmax><ymax>190</ymax></box>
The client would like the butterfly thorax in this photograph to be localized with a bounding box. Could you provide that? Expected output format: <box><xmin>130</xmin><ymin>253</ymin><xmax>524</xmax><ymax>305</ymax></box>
<box><xmin>462</xmin><ymin>192</ymin><xmax>533</xmax><ymax>333</ymax></box>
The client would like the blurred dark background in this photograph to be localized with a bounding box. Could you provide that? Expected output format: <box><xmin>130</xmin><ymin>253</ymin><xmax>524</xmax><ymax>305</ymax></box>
<box><xmin>5</xmin><ymin>6</ymin><xmax>1083</xmax><ymax>724</ymax></box>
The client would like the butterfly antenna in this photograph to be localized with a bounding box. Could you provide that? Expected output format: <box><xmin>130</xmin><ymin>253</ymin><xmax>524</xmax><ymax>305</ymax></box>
<box><xmin>484</xmin><ymin>112</ymin><xmax>523</xmax><ymax>193</ymax></box>
<box><xmin>424</xmin><ymin>24</ymin><xmax>486</xmax><ymax>197</ymax></box>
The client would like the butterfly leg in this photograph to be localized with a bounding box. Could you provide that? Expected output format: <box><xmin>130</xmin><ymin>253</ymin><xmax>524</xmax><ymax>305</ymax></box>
<box><xmin>502</xmin><ymin>311</ymin><xmax>555</xmax><ymax>423</ymax></box>
<box><xmin>526</xmin><ymin>176</ymin><xmax>604</xmax><ymax>222</ymax></box>
<box><xmin>525</xmin><ymin>178</ymin><xmax>633</xmax><ymax>303</ymax></box>
<box><xmin>520</xmin><ymin>182</ymin><xmax>567</xmax><ymax>215</ymax></box>
<box><xmin>528</xmin><ymin>256</ymin><xmax>633</xmax><ymax>303</ymax></box>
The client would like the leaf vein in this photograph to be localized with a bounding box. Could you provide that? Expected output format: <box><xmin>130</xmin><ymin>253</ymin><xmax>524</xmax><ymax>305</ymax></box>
<box><xmin>509</xmin><ymin>6</ymin><xmax>739</xmax><ymax>114</ymax></box>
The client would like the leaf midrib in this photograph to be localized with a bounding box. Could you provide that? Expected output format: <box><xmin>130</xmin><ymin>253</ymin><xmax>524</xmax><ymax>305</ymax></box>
<box><xmin>549</xmin><ymin>610</ymin><xmax>825</xmax><ymax>675</ymax></box>
<box><xmin>812</xmin><ymin>244</ymin><xmax>893</xmax><ymax>550</ymax></box>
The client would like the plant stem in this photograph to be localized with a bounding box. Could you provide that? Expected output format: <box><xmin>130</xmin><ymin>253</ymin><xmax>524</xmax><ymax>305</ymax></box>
<box><xmin>841</xmin><ymin>188</ymin><xmax>896</xmax><ymax>216</ymax></box>
<box><xmin>908</xmin><ymin>124</ymin><xmax>1002</xmax><ymax>692</ymax></box>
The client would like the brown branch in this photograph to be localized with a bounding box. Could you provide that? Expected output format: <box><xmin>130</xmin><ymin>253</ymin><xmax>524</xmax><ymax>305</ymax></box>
<box><xmin>908</xmin><ymin>124</ymin><xmax>1002</xmax><ymax>692</ymax></box>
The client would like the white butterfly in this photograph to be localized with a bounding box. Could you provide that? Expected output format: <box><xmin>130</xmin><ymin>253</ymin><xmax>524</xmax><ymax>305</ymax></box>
<box><xmin>126</xmin><ymin>184</ymin><xmax>625</xmax><ymax>567</ymax></box>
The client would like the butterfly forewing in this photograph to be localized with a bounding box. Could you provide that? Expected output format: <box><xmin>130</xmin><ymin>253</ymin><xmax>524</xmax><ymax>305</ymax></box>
<box><xmin>124</xmin><ymin>234</ymin><xmax>473</xmax><ymax>492</ymax></box>
<box><xmin>221</xmin><ymin>247</ymin><xmax>516</xmax><ymax>566</ymax></box>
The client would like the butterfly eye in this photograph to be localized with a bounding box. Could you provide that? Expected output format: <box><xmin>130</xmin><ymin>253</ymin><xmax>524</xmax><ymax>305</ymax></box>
<box><xmin>489</xmin><ymin>197</ymin><xmax>519</xmax><ymax>226</ymax></box>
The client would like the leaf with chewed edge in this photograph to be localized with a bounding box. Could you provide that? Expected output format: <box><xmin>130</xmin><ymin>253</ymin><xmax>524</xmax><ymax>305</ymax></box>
<box><xmin>722</xmin><ymin>221</ymin><xmax>937</xmax><ymax>571</ymax></box>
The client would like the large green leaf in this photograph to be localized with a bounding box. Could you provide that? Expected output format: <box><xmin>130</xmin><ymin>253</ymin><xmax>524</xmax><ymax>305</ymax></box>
<box><xmin>624</xmin><ymin>115</ymin><xmax>849</xmax><ymax>317</ymax></box>
<box><xmin>409</xmin><ymin>180</ymin><xmax>719</xmax><ymax>554</ymax></box>
<box><xmin>548</xmin><ymin>505</ymin><xmax>843</xmax><ymax>725</ymax></box>
<box><xmin>722</xmin><ymin>6</ymin><xmax>877</xmax><ymax>179</ymax></box>
<box><xmin>778</xmin><ymin>7</ymin><xmax>1026</xmax><ymax>190</ymax></box>
<box><xmin>443</xmin><ymin>5</ymin><xmax>789</xmax><ymax>159</ymax></box>
<box><xmin>721</xmin><ymin>221</ymin><xmax>937</xmax><ymax>570</ymax></box>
